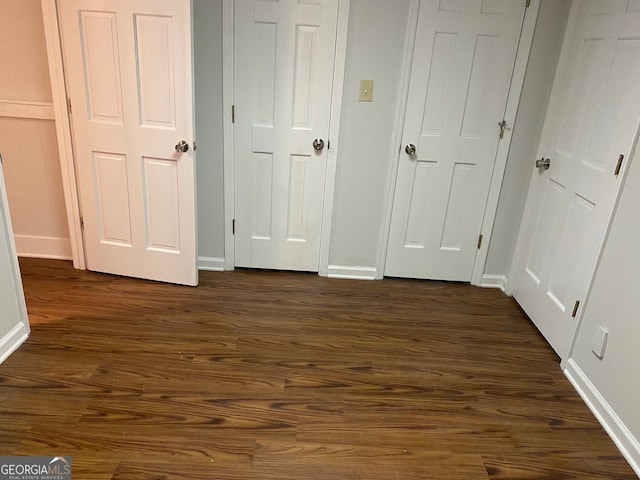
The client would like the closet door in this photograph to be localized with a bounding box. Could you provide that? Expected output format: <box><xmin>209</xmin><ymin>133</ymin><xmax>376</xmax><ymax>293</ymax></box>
<box><xmin>386</xmin><ymin>0</ymin><xmax>527</xmax><ymax>281</ymax></box>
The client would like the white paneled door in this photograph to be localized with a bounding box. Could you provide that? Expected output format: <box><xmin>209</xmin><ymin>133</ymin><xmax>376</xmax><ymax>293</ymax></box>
<box><xmin>512</xmin><ymin>1</ymin><xmax>640</xmax><ymax>358</ymax></box>
<box><xmin>234</xmin><ymin>0</ymin><xmax>339</xmax><ymax>271</ymax></box>
<box><xmin>386</xmin><ymin>0</ymin><xmax>526</xmax><ymax>281</ymax></box>
<box><xmin>58</xmin><ymin>0</ymin><xmax>197</xmax><ymax>285</ymax></box>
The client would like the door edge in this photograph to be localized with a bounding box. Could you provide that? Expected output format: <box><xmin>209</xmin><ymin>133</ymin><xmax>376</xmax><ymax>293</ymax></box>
<box><xmin>318</xmin><ymin>0</ymin><xmax>351</xmax><ymax>277</ymax></box>
<box><xmin>222</xmin><ymin>0</ymin><xmax>235</xmax><ymax>270</ymax></box>
<box><xmin>471</xmin><ymin>0</ymin><xmax>540</xmax><ymax>287</ymax></box>
<box><xmin>376</xmin><ymin>0</ymin><xmax>420</xmax><ymax>280</ymax></box>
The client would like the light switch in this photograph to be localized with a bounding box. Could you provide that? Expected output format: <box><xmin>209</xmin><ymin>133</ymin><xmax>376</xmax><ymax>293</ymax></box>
<box><xmin>359</xmin><ymin>79</ymin><xmax>374</xmax><ymax>102</ymax></box>
<box><xmin>592</xmin><ymin>325</ymin><xmax>608</xmax><ymax>359</ymax></box>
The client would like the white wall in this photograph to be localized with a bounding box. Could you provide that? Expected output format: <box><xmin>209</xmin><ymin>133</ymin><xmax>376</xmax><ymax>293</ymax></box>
<box><xmin>193</xmin><ymin>0</ymin><xmax>226</xmax><ymax>270</ymax></box>
<box><xmin>0</xmin><ymin>0</ymin><xmax>71</xmax><ymax>260</ymax></box>
<box><xmin>484</xmin><ymin>0</ymin><xmax>571</xmax><ymax>280</ymax></box>
<box><xmin>328</xmin><ymin>0</ymin><xmax>412</xmax><ymax>273</ymax></box>
<box><xmin>566</xmin><ymin>144</ymin><xmax>640</xmax><ymax>473</ymax></box>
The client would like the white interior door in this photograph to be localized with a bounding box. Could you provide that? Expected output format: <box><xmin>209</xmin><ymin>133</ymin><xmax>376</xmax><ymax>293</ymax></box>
<box><xmin>512</xmin><ymin>0</ymin><xmax>640</xmax><ymax>358</ymax></box>
<box><xmin>385</xmin><ymin>0</ymin><xmax>526</xmax><ymax>281</ymax></box>
<box><xmin>58</xmin><ymin>0</ymin><xmax>197</xmax><ymax>286</ymax></box>
<box><xmin>0</xmin><ymin>160</ymin><xmax>30</xmax><ymax>363</ymax></box>
<box><xmin>234</xmin><ymin>0</ymin><xmax>338</xmax><ymax>271</ymax></box>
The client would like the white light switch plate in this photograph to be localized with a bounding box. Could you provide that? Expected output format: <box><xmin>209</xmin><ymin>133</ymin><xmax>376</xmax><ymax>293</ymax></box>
<box><xmin>359</xmin><ymin>79</ymin><xmax>374</xmax><ymax>102</ymax></box>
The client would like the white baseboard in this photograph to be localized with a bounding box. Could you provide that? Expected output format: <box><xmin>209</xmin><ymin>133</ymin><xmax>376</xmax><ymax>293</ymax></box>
<box><xmin>327</xmin><ymin>265</ymin><xmax>377</xmax><ymax>280</ymax></box>
<box><xmin>198</xmin><ymin>256</ymin><xmax>226</xmax><ymax>272</ymax></box>
<box><xmin>15</xmin><ymin>235</ymin><xmax>72</xmax><ymax>260</ymax></box>
<box><xmin>480</xmin><ymin>274</ymin><xmax>509</xmax><ymax>293</ymax></box>
<box><xmin>0</xmin><ymin>322</ymin><xmax>29</xmax><ymax>365</ymax></box>
<box><xmin>564</xmin><ymin>359</ymin><xmax>640</xmax><ymax>477</ymax></box>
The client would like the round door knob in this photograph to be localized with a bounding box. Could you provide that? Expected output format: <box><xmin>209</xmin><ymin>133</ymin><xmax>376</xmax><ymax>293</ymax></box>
<box><xmin>313</xmin><ymin>138</ymin><xmax>325</xmax><ymax>151</ymax></box>
<box><xmin>175</xmin><ymin>140</ymin><xmax>189</xmax><ymax>153</ymax></box>
<box><xmin>535</xmin><ymin>157</ymin><xmax>551</xmax><ymax>170</ymax></box>
<box><xmin>405</xmin><ymin>144</ymin><xmax>416</xmax><ymax>156</ymax></box>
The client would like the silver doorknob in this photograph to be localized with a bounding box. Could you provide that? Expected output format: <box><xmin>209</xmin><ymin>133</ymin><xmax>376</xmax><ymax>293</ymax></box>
<box><xmin>313</xmin><ymin>138</ymin><xmax>325</xmax><ymax>151</ymax></box>
<box><xmin>405</xmin><ymin>144</ymin><xmax>416</xmax><ymax>156</ymax></box>
<box><xmin>535</xmin><ymin>157</ymin><xmax>551</xmax><ymax>170</ymax></box>
<box><xmin>175</xmin><ymin>140</ymin><xmax>189</xmax><ymax>153</ymax></box>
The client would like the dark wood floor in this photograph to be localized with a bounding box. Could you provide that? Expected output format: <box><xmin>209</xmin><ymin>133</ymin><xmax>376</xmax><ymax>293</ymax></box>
<box><xmin>0</xmin><ymin>258</ymin><xmax>635</xmax><ymax>479</ymax></box>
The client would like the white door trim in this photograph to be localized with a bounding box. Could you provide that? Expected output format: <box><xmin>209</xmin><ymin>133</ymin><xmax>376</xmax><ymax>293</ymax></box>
<box><xmin>223</xmin><ymin>0</ymin><xmax>350</xmax><ymax>274</ymax></box>
<box><xmin>470</xmin><ymin>0</ymin><xmax>540</xmax><ymax>286</ymax></box>
<box><xmin>41</xmin><ymin>0</ymin><xmax>85</xmax><ymax>270</ymax></box>
<box><xmin>378</xmin><ymin>0</ymin><xmax>540</xmax><ymax>284</ymax></box>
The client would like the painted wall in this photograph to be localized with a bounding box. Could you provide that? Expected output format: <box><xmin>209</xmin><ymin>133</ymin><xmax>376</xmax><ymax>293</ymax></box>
<box><xmin>483</xmin><ymin>0</ymin><xmax>571</xmax><ymax>281</ymax></box>
<box><xmin>568</xmin><ymin>143</ymin><xmax>640</xmax><ymax>466</ymax></box>
<box><xmin>193</xmin><ymin>0</ymin><xmax>226</xmax><ymax>267</ymax></box>
<box><xmin>0</xmin><ymin>0</ymin><xmax>52</xmax><ymax>103</ymax></box>
<box><xmin>328</xmin><ymin>0</ymin><xmax>412</xmax><ymax>272</ymax></box>
<box><xmin>0</xmin><ymin>0</ymin><xmax>71</xmax><ymax>259</ymax></box>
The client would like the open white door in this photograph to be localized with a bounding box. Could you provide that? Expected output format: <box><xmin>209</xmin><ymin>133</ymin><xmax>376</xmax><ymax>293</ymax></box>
<box><xmin>511</xmin><ymin>0</ymin><xmax>640</xmax><ymax>358</ymax></box>
<box><xmin>385</xmin><ymin>0</ymin><xmax>526</xmax><ymax>281</ymax></box>
<box><xmin>58</xmin><ymin>0</ymin><xmax>197</xmax><ymax>285</ymax></box>
<box><xmin>0</xmin><ymin>159</ymin><xmax>30</xmax><ymax>364</ymax></box>
<box><xmin>233</xmin><ymin>0</ymin><xmax>339</xmax><ymax>271</ymax></box>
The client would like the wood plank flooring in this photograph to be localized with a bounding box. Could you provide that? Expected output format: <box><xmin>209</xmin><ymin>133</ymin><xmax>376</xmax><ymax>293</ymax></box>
<box><xmin>0</xmin><ymin>258</ymin><xmax>635</xmax><ymax>479</ymax></box>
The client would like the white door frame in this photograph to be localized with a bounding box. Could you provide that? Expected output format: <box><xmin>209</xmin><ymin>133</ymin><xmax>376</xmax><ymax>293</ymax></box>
<box><xmin>222</xmin><ymin>0</ymin><xmax>351</xmax><ymax>274</ymax></box>
<box><xmin>379</xmin><ymin>0</ymin><xmax>541</xmax><ymax>285</ymax></box>
<box><xmin>41</xmin><ymin>0</ymin><xmax>85</xmax><ymax>270</ymax></box>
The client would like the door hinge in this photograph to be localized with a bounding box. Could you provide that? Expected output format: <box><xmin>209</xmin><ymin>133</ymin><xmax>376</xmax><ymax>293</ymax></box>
<box><xmin>80</xmin><ymin>216</ymin><xmax>84</xmax><ymax>230</ymax></box>
<box><xmin>614</xmin><ymin>154</ymin><xmax>624</xmax><ymax>176</ymax></box>
<box><xmin>232</xmin><ymin>105</ymin><xmax>235</xmax><ymax>124</ymax></box>
<box><xmin>67</xmin><ymin>97</ymin><xmax>72</xmax><ymax>114</ymax></box>
<box><xmin>526</xmin><ymin>0</ymin><xmax>531</xmax><ymax>7</ymax></box>
<box><xmin>232</xmin><ymin>219</ymin><xmax>235</xmax><ymax>235</ymax></box>
<box><xmin>571</xmin><ymin>300</ymin><xmax>580</xmax><ymax>318</ymax></box>
<box><xmin>477</xmin><ymin>234</ymin><xmax>483</xmax><ymax>249</ymax></box>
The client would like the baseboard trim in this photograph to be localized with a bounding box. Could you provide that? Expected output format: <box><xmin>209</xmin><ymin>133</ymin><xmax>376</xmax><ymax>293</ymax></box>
<box><xmin>564</xmin><ymin>359</ymin><xmax>640</xmax><ymax>477</ymax></box>
<box><xmin>480</xmin><ymin>274</ymin><xmax>509</xmax><ymax>293</ymax></box>
<box><xmin>327</xmin><ymin>265</ymin><xmax>377</xmax><ymax>280</ymax></box>
<box><xmin>198</xmin><ymin>256</ymin><xmax>226</xmax><ymax>272</ymax></box>
<box><xmin>0</xmin><ymin>323</ymin><xmax>29</xmax><ymax>365</ymax></box>
<box><xmin>15</xmin><ymin>235</ymin><xmax>72</xmax><ymax>260</ymax></box>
